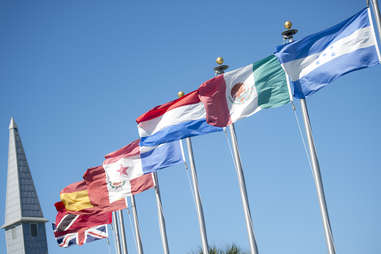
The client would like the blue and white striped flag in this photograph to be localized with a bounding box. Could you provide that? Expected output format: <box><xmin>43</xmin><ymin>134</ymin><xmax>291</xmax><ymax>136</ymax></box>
<box><xmin>275</xmin><ymin>8</ymin><xmax>380</xmax><ymax>98</ymax></box>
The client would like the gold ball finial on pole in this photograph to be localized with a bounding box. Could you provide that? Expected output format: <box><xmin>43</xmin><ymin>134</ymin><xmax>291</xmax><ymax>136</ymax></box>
<box><xmin>177</xmin><ymin>91</ymin><xmax>185</xmax><ymax>98</ymax></box>
<box><xmin>284</xmin><ymin>21</ymin><xmax>292</xmax><ymax>30</ymax></box>
<box><xmin>214</xmin><ymin>56</ymin><xmax>229</xmax><ymax>75</ymax></box>
<box><xmin>282</xmin><ymin>20</ymin><xmax>298</xmax><ymax>41</ymax></box>
<box><xmin>216</xmin><ymin>57</ymin><xmax>224</xmax><ymax>65</ymax></box>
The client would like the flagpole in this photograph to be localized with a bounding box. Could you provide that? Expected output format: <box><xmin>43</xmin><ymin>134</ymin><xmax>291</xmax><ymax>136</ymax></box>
<box><xmin>184</xmin><ymin>136</ymin><xmax>209</xmax><ymax>254</ymax></box>
<box><xmin>214</xmin><ymin>58</ymin><xmax>258</xmax><ymax>254</ymax></box>
<box><xmin>370</xmin><ymin>0</ymin><xmax>381</xmax><ymax>42</ymax></box>
<box><xmin>282</xmin><ymin>22</ymin><xmax>336</xmax><ymax>254</ymax></box>
<box><xmin>152</xmin><ymin>172</ymin><xmax>170</xmax><ymax>254</ymax></box>
<box><xmin>130</xmin><ymin>195</ymin><xmax>144</xmax><ymax>254</ymax></box>
<box><xmin>177</xmin><ymin>91</ymin><xmax>209</xmax><ymax>254</ymax></box>
<box><xmin>112</xmin><ymin>212</ymin><xmax>122</xmax><ymax>254</ymax></box>
<box><xmin>300</xmin><ymin>99</ymin><xmax>336</xmax><ymax>254</ymax></box>
<box><xmin>117</xmin><ymin>210</ymin><xmax>129</xmax><ymax>254</ymax></box>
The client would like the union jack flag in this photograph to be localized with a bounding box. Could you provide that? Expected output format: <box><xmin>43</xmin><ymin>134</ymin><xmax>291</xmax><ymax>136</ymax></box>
<box><xmin>52</xmin><ymin>223</ymin><xmax>108</xmax><ymax>247</ymax></box>
<box><xmin>52</xmin><ymin>201</ymin><xmax>112</xmax><ymax>248</ymax></box>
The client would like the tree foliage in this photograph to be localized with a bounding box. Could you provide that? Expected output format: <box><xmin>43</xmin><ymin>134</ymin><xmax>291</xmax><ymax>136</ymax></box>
<box><xmin>191</xmin><ymin>244</ymin><xmax>248</xmax><ymax>254</ymax></box>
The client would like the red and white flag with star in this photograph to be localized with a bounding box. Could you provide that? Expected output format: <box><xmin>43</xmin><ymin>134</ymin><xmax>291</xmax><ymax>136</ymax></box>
<box><xmin>102</xmin><ymin>139</ymin><xmax>182</xmax><ymax>182</ymax></box>
<box><xmin>83</xmin><ymin>165</ymin><xmax>154</xmax><ymax>203</ymax></box>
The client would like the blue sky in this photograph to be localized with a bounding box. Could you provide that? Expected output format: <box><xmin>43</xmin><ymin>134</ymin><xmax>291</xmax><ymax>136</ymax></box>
<box><xmin>1</xmin><ymin>0</ymin><xmax>380</xmax><ymax>253</ymax></box>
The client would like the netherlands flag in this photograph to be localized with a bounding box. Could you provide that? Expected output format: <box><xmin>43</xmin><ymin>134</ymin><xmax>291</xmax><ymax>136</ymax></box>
<box><xmin>136</xmin><ymin>90</ymin><xmax>222</xmax><ymax>146</ymax></box>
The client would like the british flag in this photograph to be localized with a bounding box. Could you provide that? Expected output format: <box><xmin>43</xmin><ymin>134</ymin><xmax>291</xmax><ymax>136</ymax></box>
<box><xmin>52</xmin><ymin>201</ymin><xmax>112</xmax><ymax>248</ymax></box>
<box><xmin>52</xmin><ymin>223</ymin><xmax>108</xmax><ymax>247</ymax></box>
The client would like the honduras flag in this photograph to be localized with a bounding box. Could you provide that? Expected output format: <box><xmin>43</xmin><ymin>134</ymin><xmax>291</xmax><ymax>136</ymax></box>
<box><xmin>275</xmin><ymin>8</ymin><xmax>380</xmax><ymax>98</ymax></box>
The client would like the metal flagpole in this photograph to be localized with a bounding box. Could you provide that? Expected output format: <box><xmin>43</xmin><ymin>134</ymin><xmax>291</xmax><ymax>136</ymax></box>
<box><xmin>282</xmin><ymin>22</ymin><xmax>336</xmax><ymax>254</ymax></box>
<box><xmin>152</xmin><ymin>172</ymin><xmax>170</xmax><ymax>254</ymax></box>
<box><xmin>112</xmin><ymin>212</ymin><xmax>122</xmax><ymax>254</ymax></box>
<box><xmin>371</xmin><ymin>0</ymin><xmax>381</xmax><ymax>41</ymax></box>
<box><xmin>130</xmin><ymin>195</ymin><xmax>144</xmax><ymax>254</ymax></box>
<box><xmin>300</xmin><ymin>99</ymin><xmax>336</xmax><ymax>254</ymax></box>
<box><xmin>185</xmin><ymin>137</ymin><xmax>209</xmax><ymax>254</ymax></box>
<box><xmin>214</xmin><ymin>58</ymin><xmax>258</xmax><ymax>254</ymax></box>
<box><xmin>117</xmin><ymin>210</ymin><xmax>129</xmax><ymax>254</ymax></box>
<box><xmin>177</xmin><ymin>91</ymin><xmax>209</xmax><ymax>254</ymax></box>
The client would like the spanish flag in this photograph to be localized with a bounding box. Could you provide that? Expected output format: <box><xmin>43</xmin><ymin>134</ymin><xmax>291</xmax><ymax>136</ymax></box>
<box><xmin>60</xmin><ymin>181</ymin><xmax>94</xmax><ymax>212</ymax></box>
<box><xmin>60</xmin><ymin>172</ymin><xmax>127</xmax><ymax>214</ymax></box>
<box><xmin>60</xmin><ymin>165</ymin><xmax>154</xmax><ymax>214</ymax></box>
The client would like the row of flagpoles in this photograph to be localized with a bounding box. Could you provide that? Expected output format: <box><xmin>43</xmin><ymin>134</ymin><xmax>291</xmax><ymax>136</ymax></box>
<box><xmin>52</xmin><ymin>2</ymin><xmax>381</xmax><ymax>254</ymax></box>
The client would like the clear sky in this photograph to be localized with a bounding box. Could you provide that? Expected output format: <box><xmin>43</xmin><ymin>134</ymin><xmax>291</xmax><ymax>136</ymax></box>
<box><xmin>0</xmin><ymin>0</ymin><xmax>380</xmax><ymax>253</ymax></box>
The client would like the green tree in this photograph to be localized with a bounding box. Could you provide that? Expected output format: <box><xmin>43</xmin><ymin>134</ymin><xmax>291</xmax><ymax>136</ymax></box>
<box><xmin>192</xmin><ymin>244</ymin><xmax>247</xmax><ymax>254</ymax></box>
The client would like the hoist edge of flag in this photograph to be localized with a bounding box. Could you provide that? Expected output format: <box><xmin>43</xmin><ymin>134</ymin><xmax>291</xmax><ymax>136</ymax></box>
<box><xmin>136</xmin><ymin>89</ymin><xmax>200</xmax><ymax>123</ymax></box>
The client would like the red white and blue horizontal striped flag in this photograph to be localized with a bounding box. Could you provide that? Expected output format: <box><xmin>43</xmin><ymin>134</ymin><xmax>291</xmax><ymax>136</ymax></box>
<box><xmin>136</xmin><ymin>90</ymin><xmax>222</xmax><ymax>146</ymax></box>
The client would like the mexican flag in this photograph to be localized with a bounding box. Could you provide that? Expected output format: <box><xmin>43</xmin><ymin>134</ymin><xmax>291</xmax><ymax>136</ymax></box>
<box><xmin>198</xmin><ymin>55</ymin><xmax>291</xmax><ymax>127</ymax></box>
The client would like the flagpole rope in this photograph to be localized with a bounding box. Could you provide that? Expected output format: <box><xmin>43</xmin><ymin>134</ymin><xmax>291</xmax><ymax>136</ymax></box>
<box><xmin>294</xmin><ymin>101</ymin><xmax>336</xmax><ymax>246</ymax></box>
<box><xmin>155</xmin><ymin>184</ymin><xmax>166</xmax><ymax>222</ymax></box>
<box><xmin>126</xmin><ymin>205</ymin><xmax>139</xmax><ymax>254</ymax></box>
<box><xmin>132</xmin><ymin>200</ymin><xmax>145</xmax><ymax>251</ymax></box>
<box><xmin>295</xmin><ymin>102</ymin><xmax>337</xmax><ymax>252</ymax></box>
<box><xmin>106</xmin><ymin>225</ymin><xmax>113</xmax><ymax>254</ymax></box>
<box><xmin>222</xmin><ymin>127</ymin><xmax>256</xmax><ymax>232</ymax></box>
<box><xmin>179</xmin><ymin>139</ymin><xmax>189</xmax><ymax>170</ymax></box>
<box><xmin>223</xmin><ymin>127</ymin><xmax>236</xmax><ymax>166</ymax></box>
<box><xmin>110</xmin><ymin>218</ymin><xmax>120</xmax><ymax>254</ymax></box>
<box><xmin>109</xmin><ymin>224</ymin><xmax>116</xmax><ymax>254</ymax></box>
<box><xmin>152</xmin><ymin>174</ymin><xmax>166</xmax><ymax>219</ymax></box>
<box><xmin>179</xmin><ymin>139</ymin><xmax>200</xmax><ymax>216</ymax></box>
<box><xmin>291</xmin><ymin>102</ymin><xmax>314</xmax><ymax>175</ymax></box>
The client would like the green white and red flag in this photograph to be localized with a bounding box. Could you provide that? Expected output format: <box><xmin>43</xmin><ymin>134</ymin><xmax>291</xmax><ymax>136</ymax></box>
<box><xmin>198</xmin><ymin>55</ymin><xmax>291</xmax><ymax>127</ymax></box>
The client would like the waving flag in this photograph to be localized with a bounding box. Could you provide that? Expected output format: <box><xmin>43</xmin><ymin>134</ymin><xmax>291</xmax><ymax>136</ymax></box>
<box><xmin>53</xmin><ymin>223</ymin><xmax>109</xmax><ymax>248</ymax></box>
<box><xmin>274</xmin><ymin>8</ymin><xmax>380</xmax><ymax>98</ymax></box>
<box><xmin>60</xmin><ymin>177</ymin><xmax>127</xmax><ymax>213</ymax></box>
<box><xmin>60</xmin><ymin>181</ymin><xmax>94</xmax><ymax>211</ymax></box>
<box><xmin>103</xmin><ymin>139</ymin><xmax>182</xmax><ymax>180</ymax></box>
<box><xmin>137</xmin><ymin>90</ymin><xmax>222</xmax><ymax>146</ymax></box>
<box><xmin>84</xmin><ymin>165</ymin><xmax>155</xmax><ymax>203</ymax></box>
<box><xmin>52</xmin><ymin>201</ymin><xmax>111</xmax><ymax>248</ymax></box>
<box><xmin>198</xmin><ymin>55</ymin><xmax>290</xmax><ymax>127</ymax></box>
<box><xmin>99</xmin><ymin>139</ymin><xmax>182</xmax><ymax>203</ymax></box>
